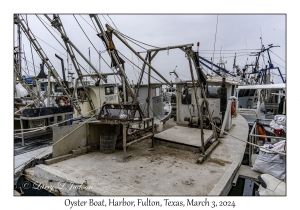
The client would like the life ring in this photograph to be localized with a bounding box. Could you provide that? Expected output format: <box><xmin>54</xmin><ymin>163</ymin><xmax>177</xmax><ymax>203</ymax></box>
<box><xmin>231</xmin><ymin>101</ymin><xmax>236</xmax><ymax>115</ymax></box>
<box><xmin>257</xmin><ymin>124</ymin><xmax>267</xmax><ymax>141</ymax></box>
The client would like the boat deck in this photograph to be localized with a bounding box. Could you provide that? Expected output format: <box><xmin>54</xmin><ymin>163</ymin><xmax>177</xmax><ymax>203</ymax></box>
<box><xmin>154</xmin><ymin>126</ymin><xmax>213</xmax><ymax>150</ymax></box>
<box><xmin>14</xmin><ymin>146</ymin><xmax>52</xmax><ymax>178</ymax></box>
<box><xmin>23</xmin><ymin>114</ymin><xmax>248</xmax><ymax>196</ymax></box>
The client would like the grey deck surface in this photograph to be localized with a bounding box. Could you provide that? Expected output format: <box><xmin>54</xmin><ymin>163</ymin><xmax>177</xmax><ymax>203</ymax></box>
<box><xmin>236</xmin><ymin>164</ymin><xmax>261</xmax><ymax>182</ymax></box>
<box><xmin>14</xmin><ymin>146</ymin><xmax>52</xmax><ymax>175</ymax></box>
<box><xmin>154</xmin><ymin>126</ymin><xmax>213</xmax><ymax>147</ymax></box>
<box><xmin>25</xmin><ymin>114</ymin><xmax>248</xmax><ymax>196</ymax></box>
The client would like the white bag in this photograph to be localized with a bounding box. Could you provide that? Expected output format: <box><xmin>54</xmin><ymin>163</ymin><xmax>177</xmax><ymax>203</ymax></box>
<box><xmin>15</xmin><ymin>83</ymin><xmax>28</xmax><ymax>97</ymax></box>
<box><xmin>252</xmin><ymin>141</ymin><xmax>286</xmax><ymax>180</ymax></box>
<box><xmin>252</xmin><ymin>153</ymin><xmax>286</xmax><ymax>180</ymax></box>
<box><xmin>269</xmin><ymin>115</ymin><xmax>286</xmax><ymax>132</ymax></box>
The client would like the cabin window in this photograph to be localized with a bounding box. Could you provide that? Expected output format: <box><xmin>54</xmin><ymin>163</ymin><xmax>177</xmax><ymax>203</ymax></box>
<box><xmin>243</xmin><ymin>89</ymin><xmax>250</xmax><ymax>97</ymax></box>
<box><xmin>181</xmin><ymin>87</ymin><xmax>192</xmax><ymax>104</ymax></box>
<box><xmin>54</xmin><ymin>84</ymin><xmax>63</xmax><ymax>92</ymax></box>
<box><xmin>105</xmin><ymin>86</ymin><xmax>114</xmax><ymax>95</ymax></box>
<box><xmin>40</xmin><ymin>83</ymin><xmax>46</xmax><ymax>91</ymax></box>
<box><xmin>249</xmin><ymin>89</ymin><xmax>256</xmax><ymax>96</ymax></box>
<box><xmin>167</xmin><ymin>87</ymin><xmax>175</xmax><ymax>93</ymax></box>
<box><xmin>237</xmin><ymin>89</ymin><xmax>256</xmax><ymax>97</ymax></box>
<box><xmin>238</xmin><ymin>89</ymin><xmax>244</xmax><ymax>97</ymax></box>
<box><xmin>155</xmin><ymin>87</ymin><xmax>161</xmax><ymax>96</ymax></box>
<box><xmin>206</xmin><ymin>85</ymin><xmax>221</xmax><ymax>98</ymax></box>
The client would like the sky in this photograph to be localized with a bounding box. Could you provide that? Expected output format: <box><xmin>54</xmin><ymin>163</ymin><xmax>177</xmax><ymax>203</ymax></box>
<box><xmin>14</xmin><ymin>14</ymin><xmax>286</xmax><ymax>86</ymax></box>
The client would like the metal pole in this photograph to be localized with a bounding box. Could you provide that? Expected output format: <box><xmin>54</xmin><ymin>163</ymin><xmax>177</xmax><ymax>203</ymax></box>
<box><xmin>90</xmin><ymin>15</ymin><xmax>134</xmax><ymax>98</ymax></box>
<box><xmin>152</xmin><ymin>118</ymin><xmax>154</xmax><ymax>148</ymax></box>
<box><xmin>16</xmin><ymin>15</ymin><xmax>74</xmax><ymax>106</ymax></box>
<box><xmin>47</xmin><ymin>71</ymin><xmax>51</xmax><ymax>107</ymax></box>
<box><xmin>187</xmin><ymin>55</ymin><xmax>205</xmax><ymax>155</ymax></box>
<box><xmin>67</xmin><ymin>39</ymin><xmax>106</xmax><ymax>82</ymax></box>
<box><xmin>106</xmin><ymin>24</ymin><xmax>172</xmax><ymax>87</ymax></box>
<box><xmin>18</xmin><ymin>16</ymin><xmax>22</xmax><ymax>74</ymax></box>
<box><xmin>55</xmin><ymin>54</ymin><xmax>68</xmax><ymax>88</ymax></box>
<box><xmin>123</xmin><ymin>123</ymin><xmax>127</xmax><ymax>160</ymax></box>
<box><xmin>147</xmin><ymin>52</ymin><xmax>152</xmax><ymax>117</ymax></box>
<box><xmin>122</xmin><ymin>64</ymin><xmax>127</xmax><ymax>103</ymax></box>
<box><xmin>147</xmin><ymin>43</ymin><xmax>193</xmax><ymax>52</ymax></box>
<box><xmin>134</xmin><ymin>52</ymin><xmax>149</xmax><ymax>100</ymax></box>
<box><xmin>44</xmin><ymin>14</ymin><xmax>106</xmax><ymax>82</ymax></box>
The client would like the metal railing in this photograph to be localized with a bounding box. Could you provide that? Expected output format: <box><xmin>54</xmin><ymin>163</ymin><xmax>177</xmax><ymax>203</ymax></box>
<box><xmin>248</xmin><ymin>119</ymin><xmax>286</xmax><ymax>166</ymax></box>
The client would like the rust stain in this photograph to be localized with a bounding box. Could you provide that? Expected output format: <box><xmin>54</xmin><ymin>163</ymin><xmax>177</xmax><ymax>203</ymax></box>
<box><xmin>206</xmin><ymin>158</ymin><xmax>231</xmax><ymax>166</ymax></box>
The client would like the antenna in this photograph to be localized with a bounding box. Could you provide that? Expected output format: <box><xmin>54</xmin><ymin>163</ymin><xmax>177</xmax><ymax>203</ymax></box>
<box><xmin>88</xmin><ymin>47</ymin><xmax>91</xmax><ymax>74</ymax></box>
<box><xmin>245</xmin><ymin>38</ymin><xmax>248</xmax><ymax>65</ymax></box>
<box><xmin>98</xmin><ymin>50</ymin><xmax>101</xmax><ymax>71</ymax></box>
<box><xmin>260</xmin><ymin>27</ymin><xmax>264</xmax><ymax>50</ymax></box>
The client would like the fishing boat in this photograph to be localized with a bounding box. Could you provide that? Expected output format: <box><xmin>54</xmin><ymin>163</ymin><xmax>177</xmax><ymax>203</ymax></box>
<box><xmin>15</xmin><ymin>30</ymin><xmax>250</xmax><ymax>195</ymax></box>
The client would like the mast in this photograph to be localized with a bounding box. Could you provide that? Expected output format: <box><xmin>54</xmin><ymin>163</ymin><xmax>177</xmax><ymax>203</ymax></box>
<box><xmin>44</xmin><ymin>14</ymin><xmax>101</xmax><ymax>113</ymax></box>
<box><xmin>15</xmin><ymin>15</ymin><xmax>81</xmax><ymax>112</ymax></box>
<box><xmin>18</xmin><ymin>16</ymin><xmax>22</xmax><ymax>75</ymax></box>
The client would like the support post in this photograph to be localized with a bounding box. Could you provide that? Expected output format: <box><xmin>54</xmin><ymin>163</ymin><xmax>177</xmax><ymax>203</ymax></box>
<box><xmin>134</xmin><ymin>52</ymin><xmax>149</xmax><ymax>101</ymax></box>
<box><xmin>152</xmin><ymin>118</ymin><xmax>154</xmax><ymax>148</ymax></box>
<box><xmin>21</xmin><ymin>119</ymin><xmax>24</xmax><ymax>147</ymax></box>
<box><xmin>106</xmin><ymin>24</ymin><xmax>172</xmax><ymax>87</ymax></box>
<box><xmin>122</xmin><ymin>64</ymin><xmax>127</xmax><ymax>103</ymax></box>
<box><xmin>147</xmin><ymin>52</ymin><xmax>152</xmax><ymax>118</ymax></box>
<box><xmin>123</xmin><ymin>123</ymin><xmax>127</xmax><ymax>160</ymax></box>
<box><xmin>47</xmin><ymin>71</ymin><xmax>51</xmax><ymax>107</ymax></box>
<box><xmin>187</xmin><ymin>54</ymin><xmax>205</xmax><ymax>155</ymax></box>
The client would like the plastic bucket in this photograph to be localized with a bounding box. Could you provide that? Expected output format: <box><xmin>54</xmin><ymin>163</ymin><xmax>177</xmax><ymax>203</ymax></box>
<box><xmin>69</xmin><ymin>114</ymin><xmax>73</xmax><ymax>125</ymax></box>
<box><xmin>156</xmin><ymin>122</ymin><xmax>163</xmax><ymax>132</ymax></box>
<box><xmin>100</xmin><ymin>134</ymin><xmax>117</xmax><ymax>154</ymax></box>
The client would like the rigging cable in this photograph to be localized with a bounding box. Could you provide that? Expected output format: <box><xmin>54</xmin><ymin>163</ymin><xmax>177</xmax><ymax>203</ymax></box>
<box><xmin>212</xmin><ymin>15</ymin><xmax>219</xmax><ymax>74</ymax></box>
<box><xmin>114</xmin><ymin>29</ymin><xmax>160</xmax><ymax>49</ymax></box>
<box><xmin>104</xmin><ymin>15</ymin><xmax>147</xmax><ymax>85</ymax></box>
<box><xmin>105</xmin><ymin>15</ymin><xmax>139</xmax><ymax>83</ymax></box>
<box><xmin>261</xmin><ymin>54</ymin><xmax>285</xmax><ymax>70</ymax></box>
<box><xmin>198</xmin><ymin>48</ymin><xmax>260</xmax><ymax>51</ymax></box>
<box><xmin>88</xmin><ymin>16</ymin><xmax>132</xmax><ymax>85</ymax></box>
<box><xmin>35</xmin><ymin>15</ymin><xmax>67</xmax><ymax>54</ymax></box>
<box><xmin>14</xmin><ymin>109</ymin><xmax>100</xmax><ymax>174</ymax></box>
<box><xmin>79</xmin><ymin>14</ymin><xmax>98</xmax><ymax>33</ymax></box>
<box><xmin>270</xmin><ymin>50</ymin><xmax>286</xmax><ymax>63</ymax></box>
<box><xmin>36</xmin><ymin>15</ymin><xmax>110</xmax><ymax>80</ymax></box>
<box><xmin>210</xmin><ymin>122</ymin><xmax>286</xmax><ymax>156</ymax></box>
<box><xmin>35</xmin><ymin>14</ymin><xmax>61</xmax><ymax>36</ymax></box>
<box><xmin>201</xmin><ymin>53</ymin><xmax>250</xmax><ymax>60</ymax></box>
<box><xmin>25</xmin><ymin>15</ymin><xmax>37</xmax><ymax>77</ymax></box>
<box><xmin>117</xmin><ymin>50</ymin><xmax>161</xmax><ymax>84</ymax></box>
<box><xmin>73</xmin><ymin>15</ymin><xmax>99</xmax><ymax>56</ymax></box>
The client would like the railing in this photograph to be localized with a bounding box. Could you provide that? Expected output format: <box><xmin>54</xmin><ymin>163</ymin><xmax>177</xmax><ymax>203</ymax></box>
<box><xmin>248</xmin><ymin>119</ymin><xmax>286</xmax><ymax>166</ymax></box>
<box><xmin>220</xmin><ymin>96</ymin><xmax>237</xmax><ymax>137</ymax></box>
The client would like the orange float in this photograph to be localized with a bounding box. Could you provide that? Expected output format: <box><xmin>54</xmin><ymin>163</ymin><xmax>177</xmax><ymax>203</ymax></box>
<box><xmin>231</xmin><ymin>101</ymin><xmax>236</xmax><ymax>115</ymax></box>
<box><xmin>257</xmin><ymin>124</ymin><xmax>267</xmax><ymax>141</ymax></box>
<box><xmin>62</xmin><ymin>97</ymin><xmax>67</xmax><ymax>105</ymax></box>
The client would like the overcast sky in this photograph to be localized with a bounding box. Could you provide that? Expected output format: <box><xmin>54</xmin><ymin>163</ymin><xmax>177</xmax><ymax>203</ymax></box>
<box><xmin>14</xmin><ymin>14</ymin><xmax>286</xmax><ymax>85</ymax></box>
